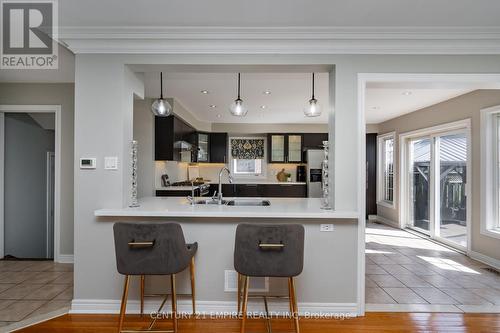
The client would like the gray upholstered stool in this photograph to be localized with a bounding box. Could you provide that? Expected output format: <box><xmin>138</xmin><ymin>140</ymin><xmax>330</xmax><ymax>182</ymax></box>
<box><xmin>113</xmin><ymin>222</ymin><xmax>197</xmax><ymax>333</ymax></box>
<box><xmin>234</xmin><ymin>223</ymin><xmax>305</xmax><ymax>333</ymax></box>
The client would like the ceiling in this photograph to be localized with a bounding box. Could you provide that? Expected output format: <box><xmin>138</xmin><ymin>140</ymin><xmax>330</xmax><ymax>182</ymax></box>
<box><xmin>144</xmin><ymin>72</ymin><xmax>330</xmax><ymax>124</ymax></box>
<box><xmin>365</xmin><ymin>88</ymin><xmax>473</xmax><ymax>124</ymax></box>
<box><xmin>365</xmin><ymin>81</ymin><xmax>500</xmax><ymax>124</ymax></box>
<box><xmin>58</xmin><ymin>0</ymin><xmax>500</xmax><ymax>27</ymax></box>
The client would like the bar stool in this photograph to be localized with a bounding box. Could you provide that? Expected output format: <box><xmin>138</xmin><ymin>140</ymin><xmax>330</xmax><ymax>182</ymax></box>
<box><xmin>113</xmin><ymin>222</ymin><xmax>197</xmax><ymax>333</ymax></box>
<box><xmin>234</xmin><ymin>223</ymin><xmax>305</xmax><ymax>333</ymax></box>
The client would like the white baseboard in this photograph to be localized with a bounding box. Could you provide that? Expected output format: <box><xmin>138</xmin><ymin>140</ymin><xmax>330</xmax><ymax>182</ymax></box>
<box><xmin>57</xmin><ymin>254</ymin><xmax>74</xmax><ymax>264</ymax></box>
<box><xmin>372</xmin><ymin>215</ymin><xmax>400</xmax><ymax>229</ymax></box>
<box><xmin>469</xmin><ymin>250</ymin><xmax>500</xmax><ymax>271</ymax></box>
<box><xmin>71</xmin><ymin>298</ymin><xmax>358</xmax><ymax>317</ymax></box>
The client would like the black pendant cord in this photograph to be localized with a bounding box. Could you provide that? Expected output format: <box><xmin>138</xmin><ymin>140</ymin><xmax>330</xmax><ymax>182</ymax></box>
<box><xmin>237</xmin><ymin>73</ymin><xmax>241</xmax><ymax>100</ymax></box>
<box><xmin>160</xmin><ymin>72</ymin><xmax>164</xmax><ymax>99</ymax></box>
<box><xmin>312</xmin><ymin>72</ymin><xmax>315</xmax><ymax>100</ymax></box>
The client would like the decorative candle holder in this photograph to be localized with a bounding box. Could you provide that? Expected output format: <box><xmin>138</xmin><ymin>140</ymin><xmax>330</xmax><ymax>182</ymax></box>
<box><xmin>321</xmin><ymin>140</ymin><xmax>332</xmax><ymax>210</ymax></box>
<box><xmin>129</xmin><ymin>140</ymin><xmax>140</xmax><ymax>208</ymax></box>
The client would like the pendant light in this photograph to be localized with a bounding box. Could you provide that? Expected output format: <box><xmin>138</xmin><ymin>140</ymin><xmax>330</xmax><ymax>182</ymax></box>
<box><xmin>151</xmin><ymin>72</ymin><xmax>172</xmax><ymax>117</ymax></box>
<box><xmin>229</xmin><ymin>73</ymin><xmax>248</xmax><ymax>117</ymax></box>
<box><xmin>304</xmin><ymin>73</ymin><xmax>321</xmax><ymax>117</ymax></box>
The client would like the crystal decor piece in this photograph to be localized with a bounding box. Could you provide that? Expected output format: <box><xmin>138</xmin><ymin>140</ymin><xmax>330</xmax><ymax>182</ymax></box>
<box><xmin>129</xmin><ymin>140</ymin><xmax>140</xmax><ymax>208</ymax></box>
<box><xmin>321</xmin><ymin>141</ymin><xmax>332</xmax><ymax>210</ymax></box>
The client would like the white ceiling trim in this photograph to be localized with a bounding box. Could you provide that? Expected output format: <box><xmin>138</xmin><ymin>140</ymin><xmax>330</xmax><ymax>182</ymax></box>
<box><xmin>59</xmin><ymin>26</ymin><xmax>500</xmax><ymax>54</ymax></box>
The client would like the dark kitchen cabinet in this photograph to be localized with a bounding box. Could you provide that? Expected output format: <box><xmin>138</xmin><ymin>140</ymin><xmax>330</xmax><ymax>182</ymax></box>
<box><xmin>155</xmin><ymin>115</ymin><xmax>196</xmax><ymax>161</ymax></box>
<box><xmin>209</xmin><ymin>183</ymin><xmax>236</xmax><ymax>197</ymax></box>
<box><xmin>208</xmin><ymin>183</ymin><xmax>306</xmax><ymax>198</ymax></box>
<box><xmin>156</xmin><ymin>189</ymin><xmax>200</xmax><ymax>197</ymax></box>
<box><xmin>236</xmin><ymin>184</ymin><xmax>262</xmax><ymax>197</ymax></box>
<box><xmin>194</xmin><ymin>132</ymin><xmax>210</xmax><ymax>163</ymax></box>
<box><xmin>260</xmin><ymin>184</ymin><xmax>307</xmax><ymax>197</ymax></box>
<box><xmin>209</xmin><ymin>133</ymin><xmax>228</xmax><ymax>163</ymax></box>
<box><xmin>268</xmin><ymin>134</ymin><xmax>303</xmax><ymax>163</ymax></box>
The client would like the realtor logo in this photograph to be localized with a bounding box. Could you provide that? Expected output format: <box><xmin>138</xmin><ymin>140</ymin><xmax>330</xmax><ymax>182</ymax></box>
<box><xmin>1</xmin><ymin>0</ymin><xmax>58</xmax><ymax>69</ymax></box>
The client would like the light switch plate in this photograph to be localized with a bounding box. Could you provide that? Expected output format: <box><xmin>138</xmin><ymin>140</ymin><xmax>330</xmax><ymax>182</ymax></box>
<box><xmin>104</xmin><ymin>157</ymin><xmax>118</xmax><ymax>170</ymax></box>
<box><xmin>320</xmin><ymin>224</ymin><xmax>334</xmax><ymax>232</ymax></box>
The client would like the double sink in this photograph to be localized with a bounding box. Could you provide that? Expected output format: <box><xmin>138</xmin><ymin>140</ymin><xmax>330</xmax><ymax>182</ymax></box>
<box><xmin>194</xmin><ymin>199</ymin><xmax>271</xmax><ymax>206</ymax></box>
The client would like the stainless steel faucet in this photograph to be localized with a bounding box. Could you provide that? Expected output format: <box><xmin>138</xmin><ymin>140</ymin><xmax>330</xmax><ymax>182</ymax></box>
<box><xmin>217</xmin><ymin>166</ymin><xmax>233</xmax><ymax>204</ymax></box>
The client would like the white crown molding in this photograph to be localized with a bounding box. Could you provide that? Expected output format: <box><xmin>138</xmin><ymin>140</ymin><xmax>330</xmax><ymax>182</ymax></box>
<box><xmin>58</xmin><ymin>26</ymin><xmax>500</xmax><ymax>55</ymax></box>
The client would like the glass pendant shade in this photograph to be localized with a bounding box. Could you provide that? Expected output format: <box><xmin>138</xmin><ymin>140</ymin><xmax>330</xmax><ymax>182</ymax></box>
<box><xmin>151</xmin><ymin>98</ymin><xmax>172</xmax><ymax>116</ymax></box>
<box><xmin>304</xmin><ymin>98</ymin><xmax>321</xmax><ymax>117</ymax></box>
<box><xmin>229</xmin><ymin>73</ymin><xmax>248</xmax><ymax>117</ymax></box>
<box><xmin>229</xmin><ymin>98</ymin><xmax>248</xmax><ymax>117</ymax></box>
<box><xmin>151</xmin><ymin>72</ymin><xmax>172</xmax><ymax>117</ymax></box>
<box><xmin>304</xmin><ymin>72</ymin><xmax>321</xmax><ymax>117</ymax></box>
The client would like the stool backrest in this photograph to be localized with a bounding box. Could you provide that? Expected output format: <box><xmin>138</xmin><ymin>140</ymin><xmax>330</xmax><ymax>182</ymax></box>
<box><xmin>113</xmin><ymin>222</ymin><xmax>190</xmax><ymax>275</ymax></box>
<box><xmin>234</xmin><ymin>223</ymin><xmax>305</xmax><ymax>277</ymax></box>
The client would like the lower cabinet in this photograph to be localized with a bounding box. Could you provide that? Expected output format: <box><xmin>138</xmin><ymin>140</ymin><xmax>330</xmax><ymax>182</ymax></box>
<box><xmin>156</xmin><ymin>189</ymin><xmax>200</xmax><ymax>197</ymax></box>
<box><xmin>208</xmin><ymin>183</ymin><xmax>306</xmax><ymax>198</ymax></box>
<box><xmin>260</xmin><ymin>184</ymin><xmax>307</xmax><ymax>197</ymax></box>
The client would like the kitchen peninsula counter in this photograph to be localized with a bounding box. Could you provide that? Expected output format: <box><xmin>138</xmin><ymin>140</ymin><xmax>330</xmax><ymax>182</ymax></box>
<box><xmin>94</xmin><ymin>197</ymin><xmax>359</xmax><ymax>220</ymax></box>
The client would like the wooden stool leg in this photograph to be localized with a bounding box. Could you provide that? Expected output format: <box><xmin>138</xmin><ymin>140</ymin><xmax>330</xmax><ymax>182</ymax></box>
<box><xmin>288</xmin><ymin>278</ymin><xmax>294</xmax><ymax>315</ymax></box>
<box><xmin>140</xmin><ymin>275</ymin><xmax>145</xmax><ymax>317</ymax></box>
<box><xmin>118</xmin><ymin>275</ymin><xmax>130</xmax><ymax>333</ymax></box>
<box><xmin>171</xmin><ymin>274</ymin><xmax>178</xmax><ymax>333</ymax></box>
<box><xmin>240</xmin><ymin>275</ymin><xmax>249</xmax><ymax>333</ymax></box>
<box><xmin>237</xmin><ymin>273</ymin><xmax>242</xmax><ymax>313</ymax></box>
<box><xmin>189</xmin><ymin>257</ymin><xmax>196</xmax><ymax>314</ymax></box>
<box><xmin>289</xmin><ymin>277</ymin><xmax>300</xmax><ymax>333</ymax></box>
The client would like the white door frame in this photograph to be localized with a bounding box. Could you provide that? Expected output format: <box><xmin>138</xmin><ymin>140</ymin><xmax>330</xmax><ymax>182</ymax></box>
<box><xmin>0</xmin><ymin>105</ymin><xmax>62</xmax><ymax>262</ymax></box>
<box><xmin>400</xmin><ymin>121</ymin><xmax>472</xmax><ymax>252</ymax></box>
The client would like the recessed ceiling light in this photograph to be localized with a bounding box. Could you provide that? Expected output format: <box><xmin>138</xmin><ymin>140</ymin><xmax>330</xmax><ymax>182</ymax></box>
<box><xmin>263</xmin><ymin>91</ymin><xmax>271</xmax><ymax>95</ymax></box>
<box><xmin>402</xmin><ymin>91</ymin><xmax>412</xmax><ymax>96</ymax></box>
<box><xmin>216</xmin><ymin>114</ymin><xmax>222</xmax><ymax>118</ymax></box>
<box><xmin>371</xmin><ymin>106</ymin><xmax>380</xmax><ymax>110</ymax></box>
<box><xmin>260</xmin><ymin>105</ymin><xmax>266</xmax><ymax>109</ymax></box>
<box><xmin>201</xmin><ymin>90</ymin><xmax>209</xmax><ymax>94</ymax></box>
<box><xmin>209</xmin><ymin>105</ymin><xmax>216</xmax><ymax>108</ymax></box>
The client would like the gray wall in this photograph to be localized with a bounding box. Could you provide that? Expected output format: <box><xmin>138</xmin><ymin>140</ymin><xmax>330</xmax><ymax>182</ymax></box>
<box><xmin>377</xmin><ymin>90</ymin><xmax>500</xmax><ymax>261</ymax></box>
<box><xmin>0</xmin><ymin>83</ymin><xmax>75</xmax><ymax>256</ymax></box>
<box><xmin>4</xmin><ymin>114</ymin><xmax>54</xmax><ymax>258</ymax></box>
<box><xmin>72</xmin><ymin>54</ymin><xmax>500</xmax><ymax>314</ymax></box>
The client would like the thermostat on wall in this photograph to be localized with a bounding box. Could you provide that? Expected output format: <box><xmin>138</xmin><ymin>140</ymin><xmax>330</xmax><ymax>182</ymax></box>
<box><xmin>80</xmin><ymin>158</ymin><xmax>97</xmax><ymax>169</ymax></box>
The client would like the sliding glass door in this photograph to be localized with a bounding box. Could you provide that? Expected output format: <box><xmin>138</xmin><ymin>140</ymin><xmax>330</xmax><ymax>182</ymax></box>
<box><xmin>409</xmin><ymin>137</ymin><xmax>432</xmax><ymax>234</ymax></box>
<box><xmin>436</xmin><ymin>133</ymin><xmax>468</xmax><ymax>248</ymax></box>
<box><xmin>406</xmin><ymin>130</ymin><xmax>468</xmax><ymax>250</ymax></box>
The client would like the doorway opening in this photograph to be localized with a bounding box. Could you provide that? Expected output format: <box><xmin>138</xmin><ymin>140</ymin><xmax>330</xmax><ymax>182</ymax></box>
<box><xmin>360</xmin><ymin>74</ymin><xmax>500</xmax><ymax>313</ymax></box>
<box><xmin>0</xmin><ymin>105</ymin><xmax>62</xmax><ymax>261</ymax></box>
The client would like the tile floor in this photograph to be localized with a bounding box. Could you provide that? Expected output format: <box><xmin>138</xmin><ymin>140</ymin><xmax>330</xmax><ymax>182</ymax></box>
<box><xmin>366</xmin><ymin>222</ymin><xmax>500</xmax><ymax>313</ymax></box>
<box><xmin>0</xmin><ymin>261</ymin><xmax>73</xmax><ymax>330</ymax></box>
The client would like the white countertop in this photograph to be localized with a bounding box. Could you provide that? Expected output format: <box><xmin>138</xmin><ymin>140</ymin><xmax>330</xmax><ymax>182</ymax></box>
<box><xmin>94</xmin><ymin>197</ymin><xmax>358</xmax><ymax>219</ymax></box>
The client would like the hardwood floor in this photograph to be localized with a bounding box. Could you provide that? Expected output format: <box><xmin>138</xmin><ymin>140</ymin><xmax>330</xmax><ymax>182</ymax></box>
<box><xmin>14</xmin><ymin>313</ymin><xmax>500</xmax><ymax>332</ymax></box>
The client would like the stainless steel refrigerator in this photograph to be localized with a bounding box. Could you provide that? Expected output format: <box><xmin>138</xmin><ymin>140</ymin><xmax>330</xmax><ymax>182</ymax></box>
<box><xmin>306</xmin><ymin>149</ymin><xmax>323</xmax><ymax>198</ymax></box>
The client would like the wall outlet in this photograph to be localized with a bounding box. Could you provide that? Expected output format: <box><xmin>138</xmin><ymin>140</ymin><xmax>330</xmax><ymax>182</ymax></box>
<box><xmin>320</xmin><ymin>224</ymin><xmax>334</xmax><ymax>232</ymax></box>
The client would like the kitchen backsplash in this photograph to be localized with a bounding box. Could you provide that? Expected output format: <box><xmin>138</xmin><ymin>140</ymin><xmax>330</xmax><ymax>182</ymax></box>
<box><xmin>155</xmin><ymin>161</ymin><xmax>302</xmax><ymax>188</ymax></box>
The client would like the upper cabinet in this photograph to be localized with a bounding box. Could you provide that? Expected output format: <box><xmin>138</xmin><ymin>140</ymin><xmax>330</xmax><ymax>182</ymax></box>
<box><xmin>155</xmin><ymin>115</ymin><xmax>196</xmax><ymax>161</ymax></box>
<box><xmin>209</xmin><ymin>132</ymin><xmax>228</xmax><ymax>163</ymax></box>
<box><xmin>268</xmin><ymin>134</ymin><xmax>303</xmax><ymax>163</ymax></box>
<box><xmin>195</xmin><ymin>132</ymin><xmax>210</xmax><ymax>163</ymax></box>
